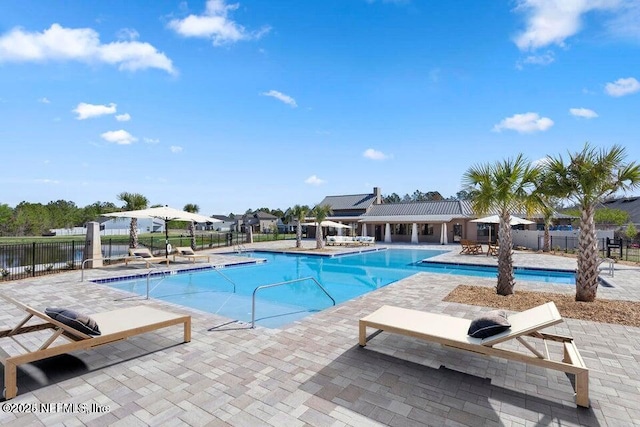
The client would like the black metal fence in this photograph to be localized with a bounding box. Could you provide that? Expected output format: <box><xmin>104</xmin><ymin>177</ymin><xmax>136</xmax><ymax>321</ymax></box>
<box><xmin>0</xmin><ymin>232</ymin><xmax>296</xmax><ymax>282</ymax></box>
<box><xmin>538</xmin><ymin>236</ymin><xmax>640</xmax><ymax>263</ymax></box>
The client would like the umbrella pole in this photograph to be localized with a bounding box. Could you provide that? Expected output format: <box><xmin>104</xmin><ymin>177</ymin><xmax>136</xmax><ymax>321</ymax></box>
<box><xmin>165</xmin><ymin>218</ymin><xmax>169</xmax><ymax>258</ymax></box>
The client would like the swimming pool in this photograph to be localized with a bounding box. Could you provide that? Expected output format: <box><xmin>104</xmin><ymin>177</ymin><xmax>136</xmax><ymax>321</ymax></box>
<box><xmin>101</xmin><ymin>249</ymin><xmax>577</xmax><ymax>328</ymax></box>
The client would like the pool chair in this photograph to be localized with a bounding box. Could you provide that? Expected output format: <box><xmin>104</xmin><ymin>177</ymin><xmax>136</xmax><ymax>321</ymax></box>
<box><xmin>125</xmin><ymin>247</ymin><xmax>170</xmax><ymax>267</ymax></box>
<box><xmin>359</xmin><ymin>302</ymin><xmax>589</xmax><ymax>407</ymax></box>
<box><xmin>172</xmin><ymin>246</ymin><xmax>210</xmax><ymax>263</ymax></box>
<box><xmin>0</xmin><ymin>293</ymin><xmax>191</xmax><ymax>400</ymax></box>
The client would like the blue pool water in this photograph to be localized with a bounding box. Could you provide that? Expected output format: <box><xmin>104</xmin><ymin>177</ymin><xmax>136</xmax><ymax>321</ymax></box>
<box><xmin>102</xmin><ymin>249</ymin><xmax>576</xmax><ymax>328</ymax></box>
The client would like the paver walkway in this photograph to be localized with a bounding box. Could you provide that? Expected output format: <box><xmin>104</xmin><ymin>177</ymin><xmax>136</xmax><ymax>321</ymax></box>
<box><xmin>1</xmin><ymin>241</ymin><xmax>639</xmax><ymax>426</ymax></box>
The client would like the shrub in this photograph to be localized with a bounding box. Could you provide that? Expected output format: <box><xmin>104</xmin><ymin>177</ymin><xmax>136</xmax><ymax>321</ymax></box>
<box><xmin>1</xmin><ymin>268</ymin><xmax>9</xmax><ymax>277</ymax></box>
<box><xmin>24</xmin><ymin>266</ymin><xmax>33</xmax><ymax>274</ymax></box>
<box><xmin>45</xmin><ymin>264</ymin><xmax>54</xmax><ymax>271</ymax></box>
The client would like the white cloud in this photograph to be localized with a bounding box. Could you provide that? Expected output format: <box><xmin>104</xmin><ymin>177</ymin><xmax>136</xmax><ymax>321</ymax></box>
<box><xmin>513</xmin><ymin>0</ymin><xmax>620</xmax><ymax>50</ymax></box>
<box><xmin>73</xmin><ymin>102</ymin><xmax>116</xmax><ymax>120</ymax></box>
<box><xmin>170</xmin><ymin>146</ymin><xmax>183</xmax><ymax>153</ymax></box>
<box><xmin>34</xmin><ymin>178</ymin><xmax>59</xmax><ymax>184</ymax></box>
<box><xmin>168</xmin><ymin>0</ymin><xmax>270</xmax><ymax>46</ymax></box>
<box><xmin>115</xmin><ymin>113</ymin><xmax>131</xmax><ymax>122</ymax></box>
<box><xmin>363</xmin><ymin>148</ymin><xmax>390</xmax><ymax>160</ymax></box>
<box><xmin>116</xmin><ymin>28</ymin><xmax>139</xmax><ymax>41</ymax></box>
<box><xmin>531</xmin><ymin>157</ymin><xmax>551</xmax><ymax>168</ymax></box>
<box><xmin>605</xmin><ymin>77</ymin><xmax>640</xmax><ymax>97</ymax></box>
<box><xmin>304</xmin><ymin>175</ymin><xmax>326</xmax><ymax>185</ymax></box>
<box><xmin>144</xmin><ymin>137</ymin><xmax>160</xmax><ymax>144</ymax></box>
<box><xmin>516</xmin><ymin>51</ymin><xmax>555</xmax><ymax>69</ymax></box>
<box><xmin>492</xmin><ymin>112</ymin><xmax>554</xmax><ymax>133</ymax></box>
<box><xmin>261</xmin><ymin>90</ymin><xmax>297</xmax><ymax>107</ymax></box>
<box><xmin>0</xmin><ymin>23</ymin><xmax>175</xmax><ymax>74</ymax></box>
<box><xmin>569</xmin><ymin>107</ymin><xmax>598</xmax><ymax>118</ymax></box>
<box><xmin>38</xmin><ymin>97</ymin><xmax>50</xmax><ymax>104</ymax></box>
<box><xmin>101</xmin><ymin>129</ymin><xmax>137</xmax><ymax>145</ymax></box>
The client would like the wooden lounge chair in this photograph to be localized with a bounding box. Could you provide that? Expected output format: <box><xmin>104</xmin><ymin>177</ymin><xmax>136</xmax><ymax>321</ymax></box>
<box><xmin>172</xmin><ymin>246</ymin><xmax>210</xmax><ymax>263</ymax></box>
<box><xmin>0</xmin><ymin>294</ymin><xmax>191</xmax><ymax>399</ymax></box>
<box><xmin>460</xmin><ymin>239</ymin><xmax>483</xmax><ymax>255</ymax></box>
<box><xmin>359</xmin><ymin>302</ymin><xmax>589</xmax><ymax>407</ymax></box>
<box><xmin>125</xmin><ymin>247</ymin><xmax>170</xmax><ymax>267</ymax></box>
<box><xmin>487</xmin><ymin>242</ymin><xmax>499</xmax><ymax>256</ymax></box>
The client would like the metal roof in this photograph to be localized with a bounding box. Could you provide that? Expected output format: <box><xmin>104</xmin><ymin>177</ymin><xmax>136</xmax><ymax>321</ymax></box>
<box><xmin>318</xmin><ymin>193</ymin><xmax>377</xmax><ymax>210</ymax></box>
<box><xmin>362</xmin><ymin>200</ymin><xmax>474</xmax><ymax>217</ymax></box>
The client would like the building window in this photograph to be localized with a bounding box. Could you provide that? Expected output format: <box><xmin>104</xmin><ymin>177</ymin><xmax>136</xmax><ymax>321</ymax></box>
<box><xmin>421</xmin><ymin>224</ymin><xmax>434</xmax><ymax>235</ymax></box>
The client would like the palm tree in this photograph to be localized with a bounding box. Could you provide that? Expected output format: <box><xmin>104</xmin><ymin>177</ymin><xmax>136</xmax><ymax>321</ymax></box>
<box><xmin>462</xmin><ymin>154</ymin><xmax>541</xmax><ymax>296</ymax></box>
<box><xmin>117</xmin><ymin>192</ymin><xmax>149</xmax><ymax>249</ymax></box>
<box><xmin>541</xmin><ymin>143</ymin><xmax>640</xmax><ymax>302</ymax></box>
<box><xmin>286</xmin><ymin>204</ymin><xmax>309</xmax><ymax>248</ymax></box>
<box><xmin>311</xmin><ymin>204</ymin><xmax>332</xmax><ymax>249</ymax></box>
<box><xmin>184</xmin><ymin>203</ymin><xmax>200</xmax><ymax>250</ymax></box>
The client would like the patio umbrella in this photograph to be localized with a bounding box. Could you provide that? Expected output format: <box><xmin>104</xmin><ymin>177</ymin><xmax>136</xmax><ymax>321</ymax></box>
<box><xmin>102</xmin><ymin>206</ymin><xmax>221</xmax><ymax>257</ymax></box>
<box><xmin>440</xmin><ymin>223</ymin><xmax>448</xmax><ymax>245</ymax></box>
<box><xmin>470</xmin><ymin>214</ymin><xmax>534</xmax><ymax>243</ymax></box>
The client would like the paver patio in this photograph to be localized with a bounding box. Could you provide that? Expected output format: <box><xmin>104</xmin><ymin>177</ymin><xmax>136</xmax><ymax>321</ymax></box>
<box><xmin>1</xmin><ymin>241</ymin><xmax>639</xmax><ymax>426</ymax></box>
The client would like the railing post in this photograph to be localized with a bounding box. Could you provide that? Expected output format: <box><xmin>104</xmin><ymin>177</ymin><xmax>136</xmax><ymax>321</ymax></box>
<box><xmin>31</xmin><ymin>242</ymin><xmax>36</xmax><ymax>277</ymax></box>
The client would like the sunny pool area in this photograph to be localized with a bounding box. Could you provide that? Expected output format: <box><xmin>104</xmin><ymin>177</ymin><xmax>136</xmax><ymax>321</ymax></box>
<box><xmin>99</xmin><ymin>248</ymin><xmax>580</xmax><ymax>328</ymax></box>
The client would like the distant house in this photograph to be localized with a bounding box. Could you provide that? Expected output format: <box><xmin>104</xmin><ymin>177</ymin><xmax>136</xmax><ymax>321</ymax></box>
<box><xmin>195</xmin><ymin>215</ymin><xmax>235</xmax><ymax>232</ymax></box>
<box><xmin>236</xmin><ymin>211</ymin><xmax>283</xmax><ymax>233</ymax></box>
<box><xmin>600</xmin><ymin>196</ymin><xmax>640</xmax><ymax>227</ymax></box>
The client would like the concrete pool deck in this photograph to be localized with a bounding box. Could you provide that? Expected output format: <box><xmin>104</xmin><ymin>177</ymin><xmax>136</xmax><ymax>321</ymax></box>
<box><xmin>1</xmin><ymin>240</ymin><xmax>639</xmax><ymax>426</ymax></box>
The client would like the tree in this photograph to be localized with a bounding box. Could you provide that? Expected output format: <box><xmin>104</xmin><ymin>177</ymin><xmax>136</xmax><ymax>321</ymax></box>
<box><xmin>286</xmin><ymin>205</ymin><xmax>309</xmax><ymax>248</ymax></box>
<box><xmin>543</xmin><ymin>144</ymin><xmax>640</xmax><ymax>301</ymax></box>
<box><xmin>117</xmin><ymin>192</ymin><xmax>149</xmax><ymax>248</ymax></box>
<box><xmin>184</xmin><ymin>203</ymin><xmax>200</xmax><ymax>250</ymax></box>
<box><xmin>463</xmin><ymin>154</ymin><xmax>541</xmax><ymax>296</ymax></box>
<box><xmin>311</xmin><ymin>204</ymin><xmax>332</xmax><ymax>249</ymax></box>
<box><xmin>624</xmin><ymin>222</ymin><xmax>638</xmax><ymax>241</ymax></box>
<box><xmin>0</xmin><ymin>204</ymin><xmax>13</xmax><ymax>236</ymax></box>
<box><xmin>383</xmin><ymin>193</ymin><xmax>401</xmax><ymax>203</ymax></box>
<box><xmin>455</xmin><ymin>189</ymin><xmax>473</xmax><ymax>200</ymax></box>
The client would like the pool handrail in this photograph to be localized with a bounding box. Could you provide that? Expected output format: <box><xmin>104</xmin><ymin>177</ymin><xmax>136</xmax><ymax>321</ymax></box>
<box><xmin>212</xmin><ymin>268</ymin><xmax>237</xmax><ymax>293</ymax></box>
<box><xmin>251</xmin><ymin>276</ymin><xmax>336</xmax><ymax>328</ymax></box>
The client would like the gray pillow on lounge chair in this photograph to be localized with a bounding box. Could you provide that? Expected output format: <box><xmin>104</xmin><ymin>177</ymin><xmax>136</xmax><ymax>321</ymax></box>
<box><xmin>45</xmin><ymin>307</ymin><xmax>101</xmax><ymax>335</ymax></box>
<box><xmin>133</xmin><ymin>251</ymin><xmax>152</xmax><ymax>258</ymax></box>
<box><xmin>468</xmin><ymin>310</ymin><xmax>510</xmax><ymax>338</ymax></box>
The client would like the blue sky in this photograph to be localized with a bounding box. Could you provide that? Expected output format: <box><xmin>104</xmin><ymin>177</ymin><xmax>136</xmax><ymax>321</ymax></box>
<box><xmin>1</xmin><ymin>0</ymin><xmax>639</xmax><ymax>216</ymax></box>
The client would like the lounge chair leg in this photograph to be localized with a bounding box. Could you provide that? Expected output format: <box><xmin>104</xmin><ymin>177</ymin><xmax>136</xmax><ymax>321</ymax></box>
<box><xmin>4</xmin><ymin>361</ymin><xmax>17</xmax><ymax>399</ymax></box>
<box><xmin>575</xmin><ymin>371</ymin><xmax>589</xmax><ymax>407</ymax></box>
<box><xmin>184</xmin><ymin>318</ymin><xmax>191</xmax><ymax>342</ymax></box>
<box><xmin>358</xmin><ymin>321</ymin><xmax>367</xmax><ymax>346</ymax></box>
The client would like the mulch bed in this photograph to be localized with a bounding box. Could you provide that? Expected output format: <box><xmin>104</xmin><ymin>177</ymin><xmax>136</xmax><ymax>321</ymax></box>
<box><xmin>444</xmin><ymin>284</ymin><xmax>640</xmax><ymax>328</ymax></box>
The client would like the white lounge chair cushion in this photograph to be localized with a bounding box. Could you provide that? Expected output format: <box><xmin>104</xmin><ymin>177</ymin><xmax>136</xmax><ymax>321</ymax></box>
<box><xmin>467</xmin><ymin>310</ymin><xmax>511</xmax><ymax>339</ymax></box>
<box><xmin>45</xmin><ymin>307</ymin><xmax>102</xmax><ymax>336</ymax></box>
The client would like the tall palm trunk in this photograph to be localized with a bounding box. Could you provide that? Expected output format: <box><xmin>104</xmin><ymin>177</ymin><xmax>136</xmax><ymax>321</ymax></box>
<box><xmin>576</xmin><ymin>205</ymin><xmax>599</xmax><ymax>302</ymax></box>
<box><xmin>129</xmin><ymin>218</ymin><xmax>139</xmax><ymax>248</ymax></box>
<box><xmin>189</xmin><ymin>221</ymin><xmax>196</xmax><ymax>250</ymax></box>
<box><xmin>296</xmin><ymin>220</ymin><xmax>302</xmax><ymax>248</ymax></box>
<box><xmin>496</xmin><ymin>213</ymin><xmax>515</xmax><ymax>295</ymax></box>
<box><xmin>316</xmin><ymin>224</ymin><xmax>324</xmax><ymax>249</ymax></box>
<box><xmin>543</xmin><ymin>220</ymin><xmax>551</xmax><ymax>252</ymax></box>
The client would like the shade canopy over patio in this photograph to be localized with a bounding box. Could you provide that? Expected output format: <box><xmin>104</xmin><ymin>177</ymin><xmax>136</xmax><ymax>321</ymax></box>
<box><xmin>103</xmin><ymin>206</ymin><xmax>221</xmax><ymax>257</ymax></box>
<box><xmin>470</xmin><ymin>214</ymin><xmax>534</xmax><ymax>243</ymax></box>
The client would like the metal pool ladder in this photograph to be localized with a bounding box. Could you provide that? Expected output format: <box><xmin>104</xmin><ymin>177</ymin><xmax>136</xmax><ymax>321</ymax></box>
<box><xmin>251</xmin><ymin>277</ymin><xmax>336</xmax><ymax>328</ymax></box>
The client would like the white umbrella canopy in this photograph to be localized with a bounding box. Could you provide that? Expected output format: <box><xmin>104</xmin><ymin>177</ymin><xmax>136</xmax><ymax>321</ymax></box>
<box><xmin>103</xmin><ymin>206</ymin><xmax>220</xmax><ymax>224</ymax></box>
<box><xmin>470</xmin><ymin>215</ymin><xmax>534</xmax><ymax>243</ymax></box>
<box><xmin>102</xmin><ymin>206</ymin><xmax>222</xmax><ymax>257</ymax></box>
<box><xmin>470</xmin><ymin>214</ymin><xmax>534</xmax><ymax>226</ymax></box>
